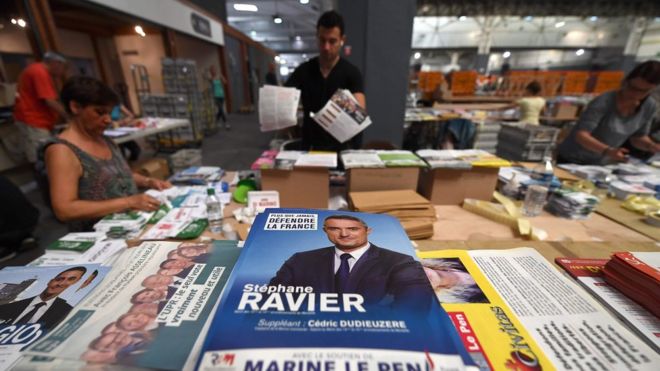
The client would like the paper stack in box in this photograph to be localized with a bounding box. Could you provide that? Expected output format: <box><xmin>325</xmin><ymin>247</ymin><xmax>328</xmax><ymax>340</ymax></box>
<box><xmin>170</xmin><ymin>166</ymin><xmax>224</xmax><ymax>185</ymax></box>
<box><xmin>348</xmin><ymin>189</ymin><xmax>436</xmax><ymax>239</ymax></box>
<box><xmin>340</xmin><ymin>150</ymin><xmax>426</xmax><ymax>169</ymax></box>
<box><xmin>545</xmin><ymin>189</ymin><xmax>600</xmax><ymax>219</ymax></box>
<box><xmin>274</xmin><ymin>150</ymin><xmax>337</xmax><ymax>169</ymax></box>
<box><xmin>602</xmin><ymin>252</ymin><xmax>660</xmax><ymax>318</ymax></box>
<box><xmin>417</xmin><ymin>149</ymin><xmax>510</xmax><ymax>169</ymax></box>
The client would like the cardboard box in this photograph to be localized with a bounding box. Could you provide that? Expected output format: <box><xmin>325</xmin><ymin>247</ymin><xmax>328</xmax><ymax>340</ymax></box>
<box><xmin>133</xmin><ymin>158</ymin><xmax>170</xmax><ymax>180</ymax></box>
<box><xmin>418</xmin><ymin>167</ymin><xmax>499</xmax><ymax>205</ymax></box>
<box><xmin>261</xmin><ymin>167</ymin><xmax>328</xmax><ymax>208</ymax></box>
<box><xmin>347</xmin><ymin>167</ymin><xmax>420</xmax><ymax>192</ymax></box>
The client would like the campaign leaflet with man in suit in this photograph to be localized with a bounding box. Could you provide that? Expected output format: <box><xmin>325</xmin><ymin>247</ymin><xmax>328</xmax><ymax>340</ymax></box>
<box><xmin>199</xmin><ymin>209</ymin><xmax>475</xmax><ymax>371</ymax></box>
<box><xmin>0</xmin><ymin>264</ymin><xmax>107</xmax><ymax>370</ymax></box>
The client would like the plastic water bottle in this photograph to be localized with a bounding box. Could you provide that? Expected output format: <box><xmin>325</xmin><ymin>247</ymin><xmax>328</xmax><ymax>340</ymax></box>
<box><xmin>530</xmin><ymin>156</ymin><xmax>554</xmax><ymax>186</ymax></box>
<box><xmin>523</xmin><ymin>156</ymin><xmax>553</xmax><ymax>217</ymax></box>
<box><xmin>206</xmin><ymin>188</ymin><xmax>223</xmax><ymax>233</ymax></box>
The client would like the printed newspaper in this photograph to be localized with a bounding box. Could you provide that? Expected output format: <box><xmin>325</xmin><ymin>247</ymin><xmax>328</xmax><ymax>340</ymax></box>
<box><xmin>312</xmin><ymin>89</ymin><xmax>372</xmax><ymax>143</ymax></box>
<box><xmin>418</xmin><ymin>248</ymin><xmax>659</xmax><ymax>370</ymax></box>
<box><xmin>198</xmin><ymin>208</ymin><xmax>474</xmax><ymax>370</ymax></box>
<box><xmin>24</xmin><ymin>240</ymin><xmax>240</xmax><ymax>371</ymax></box>
<box><xmin>0</xmin><ymin>264</ymin><xmax>108</xmax><ymax>370</ymax></box>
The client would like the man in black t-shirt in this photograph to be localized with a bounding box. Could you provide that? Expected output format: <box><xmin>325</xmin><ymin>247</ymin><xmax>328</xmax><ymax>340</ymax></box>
<box><xmin>286</xmin><ymin>11</ymin><xmax>366</xmax><ymax>151</ymax></box>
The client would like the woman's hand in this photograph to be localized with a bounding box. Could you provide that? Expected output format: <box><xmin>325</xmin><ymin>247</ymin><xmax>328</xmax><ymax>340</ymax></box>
<box><xmin>127</xmin><ymin>194</ymin><xmax>161</xmax><ymax>212</ymax></box>
<box><xmin>148</xmin><ymin>178</ymin><xmax>172</xmax><ymax>190</ymax></box>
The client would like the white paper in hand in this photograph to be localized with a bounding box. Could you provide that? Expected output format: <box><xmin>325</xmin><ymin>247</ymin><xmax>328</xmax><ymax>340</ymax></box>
<box><xmin>258</xmin><ymin>85</ymin><xmax>301</xmax><ymax>131</ymax></box>
<box><xmin>312</xmin><ymin>89</ymin><xmax>372</xmax><ymax>143</ymax></box>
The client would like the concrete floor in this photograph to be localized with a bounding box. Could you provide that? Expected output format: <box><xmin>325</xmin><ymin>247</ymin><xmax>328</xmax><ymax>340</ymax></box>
<box><xmin>1</xmin><ymin>112</ymin><xmax>275</xmax><ymax>268</ymax></box>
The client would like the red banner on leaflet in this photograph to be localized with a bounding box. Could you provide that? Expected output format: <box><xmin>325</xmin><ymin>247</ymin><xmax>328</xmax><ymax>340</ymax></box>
<box><xmin>448</xmin><ymin>312</ymin><xmax>493</xmax><ymax>370</ymax></box>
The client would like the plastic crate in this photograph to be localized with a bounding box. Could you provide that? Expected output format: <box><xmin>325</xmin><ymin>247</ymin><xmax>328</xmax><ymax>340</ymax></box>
<box><xmin>498</xmin><ymin>123</ymin><xmax>559</xmax><ymax>144</ymax></box>
<box><xmin>497</xmin><ymin>143</ymin><xmax>554</xmax><ymax>162</ymax></box>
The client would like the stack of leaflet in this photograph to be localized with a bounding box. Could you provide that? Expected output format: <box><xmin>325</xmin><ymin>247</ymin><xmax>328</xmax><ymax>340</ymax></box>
<box><xmin>170</xmin><ymin>166</ymin><xmax>224</xmax><ymax>185</ymax></box>
<box><xmin>340</xmin><ymin>150</ymin><xmax>426</xmax><ymax>169</ymax></box>
<box><xmin>416</xmin><ymin>149</ymin><xmax>510</xmax><ymax>169</ymax></box>
<box><xmin>609</xmin><ymin>181</ymin><xmax>655</xmax><ymax>200</ymax></box>
<box><xmin>30</xmin><ymin>232</ymin><xmax>126</xmax><ymax>266</ymax></box>
<box><xmin>498</xmin><ymin>167</ymin><xmax>562</xmax><ymax>199</ymax></box>
<box><xmin>602</xmin><ymin>252</ymin><xmax>660</xmax><ymax>318</ymax></box>
<box><xmin>545</xmin><ymin>189</ymin><xmax>600</xmax><ymax>219</ymax></box>
<box><xmin>274</xmin><ymin>150</ymin><xmax>337</xmax><ymax>169</ymax></box>
<box><xmin>250</xmin><ymin>149</ymin><xmax>278</xmax><ymax>169</ymax></box>
<box><xmin>349</xmin><ymin>189</ymin><xmax>436</xmax><ymax>239</ymax></box>
<box><xmin>93</xmin><ymin>210</ymin><xmax>152</xmax><ymax>238</ymax></box>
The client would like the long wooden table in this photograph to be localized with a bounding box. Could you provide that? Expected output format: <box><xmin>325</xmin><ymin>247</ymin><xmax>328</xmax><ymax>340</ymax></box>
<box><xmin>596</xmin><ymin>197</ymin><xmax>660</xmax><ymax>241</ymax></box>
<box><xmin>414</xmin><ymin>240</ymin><xmax>658</xmax><ymax>267</ymax></box>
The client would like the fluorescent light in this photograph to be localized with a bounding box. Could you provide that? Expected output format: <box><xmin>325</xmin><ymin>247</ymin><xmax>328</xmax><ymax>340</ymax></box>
<box><xmin>300</xmin><ymin>0</ymin><xmax>309</xmax><ymax>4</ymax></box>
<box><xmin>280</xmin><ymin>66</ymin><xmax>290</xmax><ymax>76</ymax></box>
<box><xmin>233</xmin><ymin>4</ymin><xmax>258</xmax><ymax>12</ymax></box>
<box><xmin>134</xmin><ymin>25</ymin><xmax>145</xmax><ymax>37</ymax></box>
<box><xmin>589</xmin><ymin>16</ymin><xmax>598</xmax><ymax>22</ymax></box>
<box><xmin>273</xmin><ymin>15</ymin><xmax>283</xmax><ymax>24</ymax></box>
<box><xmin>458</xmin><ymin>16</ymin><xmax>467</xmax><ymax>21</ymax></box>
<box><xmin>295</xmin><ymin>35</ymin><xmax>302</xmax><ymax>41</ymax></box>
<box><xmin>413</xmin><ymin>52</ymin><xmax>421</xmax><ymax>59</ymax></box>
<box><xmin>503</xmin><ymin>51</ymin><xmax>511</xmax><ymax>58</ymax></box>
<box><xmin>524</xmin><ymin>16</ymin><xmax>533</xmax><ymax>22</ymax></box>
<box><xmin>576</xmin><ymin>49</ymin><xmax>585</xmax><ymax>56</ymax></box>
<box><xmin>17</xmin><ymin>18</ymin><xmax>27</xmax><ymax>28</ymax></box>
<box><xmin>555</xmin><ymin>21</ymin><xmax>565</xmax><ymax>28</ymax></box>
<box><xmin>275</xmin><ymin>55</ymin><xmax>281</xmax><ymax>62</ymax></box>
<box><xmin>10</xmin><ymin>18</ymin><xmax>17</xmax><ymax>25</ymax></box>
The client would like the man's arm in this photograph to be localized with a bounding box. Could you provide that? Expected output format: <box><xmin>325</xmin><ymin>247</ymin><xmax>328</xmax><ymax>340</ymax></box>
<box><xmin>354</xmin><ymin>93</ymin><xmax>366</xmax><ymax>109</ymax></box>
<box><xmin>44</xmin><ymin>99</ymin><xmax>68</xmax><ymax>121</ymax></box>
<box><xmin>572</xmin><ymin>95</ymin><xmax>629</xmax><ymax>161</ymax></box>
<box><xmin>575</xmin><ymin>130</ymin><xmax>629</xmax><ymax>162</ymax></box>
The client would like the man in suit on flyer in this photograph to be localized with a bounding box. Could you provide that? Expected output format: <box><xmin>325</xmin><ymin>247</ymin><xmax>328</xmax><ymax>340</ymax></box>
<box><xmin>270</xmin><ymin>215</ymin><xmax>432</xmax><ymax>313</ymax></box>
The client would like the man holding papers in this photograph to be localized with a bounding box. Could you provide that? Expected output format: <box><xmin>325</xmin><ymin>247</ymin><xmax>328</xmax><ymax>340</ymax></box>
<box><xmin>286</xmin><ymin>11</ymin><xmax>367</xmax><ymax>151</ymax></box>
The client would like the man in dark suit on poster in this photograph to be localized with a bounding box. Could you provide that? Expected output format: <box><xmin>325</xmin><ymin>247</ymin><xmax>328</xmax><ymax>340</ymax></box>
<box><xmin>0</xmin><ymin>266</ymin><xmax>86</xmax><ymax>330</ymax></box>
<box><xmin>270</xmin><ymin>215</ymin><xmax>432</xmax><ymax>313</ymax></box>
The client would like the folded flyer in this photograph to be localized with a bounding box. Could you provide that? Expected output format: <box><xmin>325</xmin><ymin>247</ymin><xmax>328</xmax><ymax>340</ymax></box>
<box><xmin>0</xmin><ymin>264</ymin><xmax>108</xmax><ymax>370</ymax></box>
<box><xmin>198</xmin><ymin>208</ymin><xmax>473</xmax><ymax>370</ymax></box>
<box><xmin>417</xmin><ymin>248</ymin><xmax>659</xmax><ymax>370</ymax></box>
<box><xmin>26</xmin><ymin>241</ymin><xmax>241</xmax><ymax>371</ymax></box>
<box><xmin>313</xmin><ymin>89</ymin><xmax>372</xmax><ymax>143</ymax></box>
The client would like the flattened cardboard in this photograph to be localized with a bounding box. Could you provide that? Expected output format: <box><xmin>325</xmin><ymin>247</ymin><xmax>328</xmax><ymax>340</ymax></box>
<box><xmin>347</xmin><ymin>167</ymin><xmax>420</xmax><ymax>192</ymax></box>
<box><xmin>261</xmin><ymin>167</ymin><xmax>328</xmax><ymax>208</ymax></box>
<box><xmin>418</xmin><ymin>167</ymin><xmax>499</xmax><ymax>205</ymax></box>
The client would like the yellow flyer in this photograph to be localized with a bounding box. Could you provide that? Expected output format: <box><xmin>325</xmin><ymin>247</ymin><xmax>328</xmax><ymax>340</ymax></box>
<box><xmin>417</xmin><ymin>250</ymin><xmax>553</xmax><ymax>371</ymax></box>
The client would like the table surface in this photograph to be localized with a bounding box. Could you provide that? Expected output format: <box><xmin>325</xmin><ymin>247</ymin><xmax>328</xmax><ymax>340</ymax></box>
<box><xmin>414</xmin><ymin>240</ymin><xmax>658</xmax><ymax>267</ymax></box>
<box><xmin>596</xmin><ymin>197</ymin><xmax>660</xmax><ymax>241</ymax></box>
<box><xmin>111</xmin><ymin>118</ymin><xmax>190</xmax><ymax>144</ymax></box>
<box><xmin>441</xmin><ymin>96</ymin><xmax>517</xmax><ymax>103</ymax></box>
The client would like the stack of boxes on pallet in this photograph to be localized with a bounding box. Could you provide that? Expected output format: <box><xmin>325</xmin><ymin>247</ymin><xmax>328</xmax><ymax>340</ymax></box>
<box><xmin>472</xmin><ymin>122</ymin><xmax>501</xmax><ymax>154</ymax></box>
<box><xmin>496</xmin><ymin>123</ymin><xmax>559</xmax><ymax>161</ymax></box>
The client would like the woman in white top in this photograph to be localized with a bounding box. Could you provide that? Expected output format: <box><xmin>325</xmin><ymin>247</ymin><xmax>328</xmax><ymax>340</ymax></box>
<box><xmin>517</xmin><ymin>81</ymin><xmax>546</xmax><ymax>125</ymax></box>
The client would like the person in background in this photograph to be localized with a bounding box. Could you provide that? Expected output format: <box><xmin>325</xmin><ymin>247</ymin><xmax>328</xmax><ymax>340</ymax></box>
<box><xmin>207</xmin><ymin>65</ymin><xmax>229</xmax><ymax>130</ymax></box>
<box><xmin>265</xmin><ymin>63</ymin><xmax>279</xmax><ymax>86</ymax></box>
<box><xmin>0</xmin><ymin>175</ymin><xmax>39</xmax><ymax>262</ymax></box>
<box><xmin>13</xmin><ymin>52</ymin><xmax>68</xmax><ymax>164</ymax></box>
<box><xmin>44</xmin><ymin>76</ymin><xmax>170</xmax><ymax>232</ymax></box>
<box><xmin>285</xmin><ymin>10</ymin><xmax>366</xmax><ymax>151</ymax></box>
<box><xmin>557</xmin><ymin>60</ymin><xmax>660</xmax><ymax>164</ymax></box>
<box><xmin>111</xmin><ymin>104</ymin><xmax>141</xmax><ymax>162</ymax></box>
<box><xmin>516</xmin><ymin>81</ymin><xmax>545</xmax><ymax>125</ymax></box>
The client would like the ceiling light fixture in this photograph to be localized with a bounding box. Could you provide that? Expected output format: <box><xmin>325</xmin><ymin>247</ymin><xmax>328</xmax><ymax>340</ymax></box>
<box><xmin>589</xmin><ymin>16</ymin><xmax>598</xmax><ymax>22</ymax></box>
<box><xmin>458</xmin><ymin>16</ymin><xmax>467</xmax><ymax>21</ymax></box>
<box><xmin>413</xmin><ymin>52</ymin><xmax>421</xmax><ymax>59</ymax></box>
<box><xmin>295</xmin><ymin>35</ymin><xmax>302</xmax><ymax>41</ymax></box>
<box><xmin>10</xmin><ymin>18</ymin><xmax>17</xmax><ymax>25</ymax></box>
<box><xmin>279</xmin><ymin>59</ymin><xmax>287</xmax><ymax>65</ymax></box>
<box><xmin>524</xmin><ymin>16</ymin><xmax>533</xmax><ymax>22</ymax></box>
<box><xmin>250</xmin><ymin>30</ymin><xmax>256</xmax><ymax>37</ymax></box>
<box><xmin>275</xmin><ymin>55</ymin><xmax>281</xmax><ymax>62</ymax></box>
<box><xmin>502</xmin><ymin>51</ymin><xmax>511</xmax><ymax>58</ymax></box>
<box><xmin>555</xmin><ymin>21</ymin><xmax>566</xmax><ymax>28</ymax></box>
<box><xmin>300</xmin><ymin>0</ymin><xmax>309</xmax><ymax>4</ymax></box>
<box><xmin>233</xmin><ymin>4</ymin><xmax>258</xmax><ymax>12</ymax></box>
<box><xmin>17</xmin><ymin>19</ymin><xmax>26</xmax><ymax>27</ymax></box>
<box><xmin>273</xmin><ymin>15</ymin><xmax>283</xmax><ymax>24</ymax></box>
<box><xmin>576</xmin><ymin>49</ymin><xmax>585</xmax><ymax>56</ymax></box>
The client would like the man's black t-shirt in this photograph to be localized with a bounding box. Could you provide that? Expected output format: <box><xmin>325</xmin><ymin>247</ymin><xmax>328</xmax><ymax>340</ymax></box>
<box><xmin>285</xmin><ymin>57</ymin><xmax>364</xmax><ymax>151</ymax></box>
